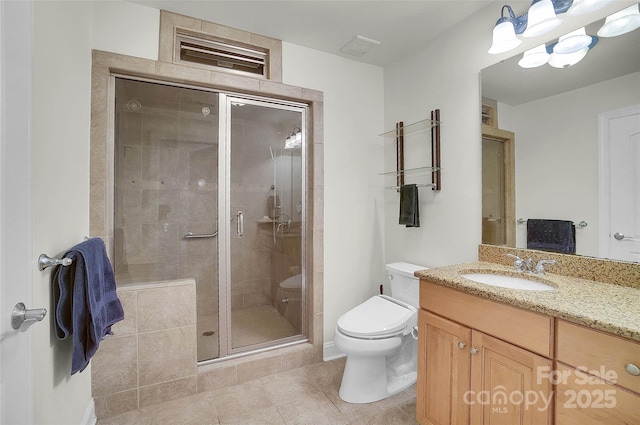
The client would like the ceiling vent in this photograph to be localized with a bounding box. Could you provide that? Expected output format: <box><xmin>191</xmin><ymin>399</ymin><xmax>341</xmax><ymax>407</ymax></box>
<box><xmin>340</xmin><ymin>35</ymin><xmax>382</xmax><ymax>57</ymax></box>
<box><xmin>175</xmin><ymin>32</ymin><xmax>268</xmax><ymax>78</ymax></box>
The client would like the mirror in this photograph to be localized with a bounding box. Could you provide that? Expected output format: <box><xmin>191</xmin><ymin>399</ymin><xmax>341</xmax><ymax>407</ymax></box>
<box><xmin>481</xmin><ymin>15</ymin><xmax>640</xmax><ymax>262</ymax></box>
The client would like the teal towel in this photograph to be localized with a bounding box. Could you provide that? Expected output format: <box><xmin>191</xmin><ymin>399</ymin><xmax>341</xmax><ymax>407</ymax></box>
<box><xmin>399</xmin><ymin>184</ymin><xmax>420</xmax><ymax>227</ymax></box>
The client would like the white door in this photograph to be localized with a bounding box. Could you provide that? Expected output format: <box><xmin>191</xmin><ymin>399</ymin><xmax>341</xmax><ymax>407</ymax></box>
<box><xmin>0</xmin><ymin>1</ymin><xmax>35</xmax><ymax>423</ymax></box>
<box><xmin>599</xmin><ymin>105</ymin><xmax>640</xmax><ymax>262</ymax></box>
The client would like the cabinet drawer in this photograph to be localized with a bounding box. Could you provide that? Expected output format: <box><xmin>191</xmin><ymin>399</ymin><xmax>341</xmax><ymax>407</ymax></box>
<box><xmin>557</xmin><ymin>320</ymin><xmax>640</xmax><ymax>395</ymax></box>
<box><xmin>421</xmin><ymin>280</ymin><xmax>553</xmax><ymax>358</ymax></box>
<box><xmin>555</xmin><ymin>364</ymin><xmax>640</xmax><ymax>425</ymax></box>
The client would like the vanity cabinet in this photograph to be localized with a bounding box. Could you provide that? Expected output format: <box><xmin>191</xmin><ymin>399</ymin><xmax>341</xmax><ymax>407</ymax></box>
<box><xmin>555</xmin><ymin>320</ymin><xmax>640</xmax><ymax>425</ymax></box>
<box><xmin>417</xmin><ymin>280</ymin><xmax>553</xmax><ymax>425</ymax></box>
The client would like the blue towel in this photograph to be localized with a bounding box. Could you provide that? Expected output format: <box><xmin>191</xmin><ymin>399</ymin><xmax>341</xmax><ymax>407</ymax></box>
<box><xmin>527</xmin><ymin>219</ymin><xmax>576</xmax><ymax>254</ymax></box>
<box><xmin>53</xmin><ymin>238</ymin><xmax>124</xmax><ymax>374</ymax></box>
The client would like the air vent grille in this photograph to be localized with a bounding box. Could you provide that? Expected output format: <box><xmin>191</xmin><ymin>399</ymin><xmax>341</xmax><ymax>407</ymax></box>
<box><xmin>175</xmin><ymin>33</ymin><xmax>268</xmax><ymax>78</ymax></box>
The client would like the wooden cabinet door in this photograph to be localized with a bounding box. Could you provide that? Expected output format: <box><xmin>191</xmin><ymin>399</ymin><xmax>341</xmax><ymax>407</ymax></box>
<box><xmin>469</xmin><ymin>331</ymin><xmax>553</xmax><ymax>425</ymax></box>
<box><xmin>555</xmin><ymin>364</ymin><xmax>640</xmax><ymax>425</ymax></box>
<box><xmin>417</xmin><ymin>310</ymin><xmax>472</xmax><ymax>425</ymax></box>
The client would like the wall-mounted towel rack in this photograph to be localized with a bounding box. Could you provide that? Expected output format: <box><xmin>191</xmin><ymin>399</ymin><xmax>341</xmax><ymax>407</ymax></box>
<box><xmin>38</xmin><ymin>254</ymin><xmax>72</xmax><ymax>271</ymax></box>
<box><xmin>380</xmin><ymin>109</ymin><xmax>441</xmax><ymax>191</ymax></box>
<box><xmin>517</xmin><ymin>218</ymin><xmax>588</xmax><ymax>228</ymax></box>
<box><xmin>385</xmin><ymin>183</ymin><xmax>436</xmax><ymax>190</ymax></box>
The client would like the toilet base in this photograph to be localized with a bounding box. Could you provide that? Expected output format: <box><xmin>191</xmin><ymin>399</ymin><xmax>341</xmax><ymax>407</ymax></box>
<box><xmin>335</xmin><ymin>330</ymin><xmax>417</xmax><ymax>404</ymax></box>
<box><xmin>339</xmin><ymin>354</ymin><xmax>389</xmax><ymax>403</ymax></box>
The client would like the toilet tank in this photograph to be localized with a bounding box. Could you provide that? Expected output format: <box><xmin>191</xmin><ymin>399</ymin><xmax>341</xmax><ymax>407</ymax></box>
<box><xmin>385</xmin><ymin>262</ymin><xmax>428</xmax><ymax>308</ymax></box>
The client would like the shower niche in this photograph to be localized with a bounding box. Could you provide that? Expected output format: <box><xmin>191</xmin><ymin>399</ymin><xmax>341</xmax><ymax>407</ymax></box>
<box><xmin>113</xmin><ymin>78</ymin><xmax>307</xmax><ymax>362</ymax></box>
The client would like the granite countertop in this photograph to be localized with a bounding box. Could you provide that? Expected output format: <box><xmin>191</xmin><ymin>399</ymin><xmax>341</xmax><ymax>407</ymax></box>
<box><xmin>416</xmin><ymin>261</ymin><xmax>640</xmax><ymax>343</ymax></box>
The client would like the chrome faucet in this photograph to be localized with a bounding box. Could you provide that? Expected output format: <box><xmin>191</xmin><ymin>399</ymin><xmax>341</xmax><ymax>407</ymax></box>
<box><xmin>507</xmin><ymin>253</ymin><xmax>531</xmax><ymax>272</ymax></box>
<box><xmin>534</xmin><ymin>259</ymin><xmax>556</xmax><ymax>274</ymax></box>
<box><xmin>506</xmin><ymin>254</ymin><xmax>556</xmax><ymax>275</ymax></box>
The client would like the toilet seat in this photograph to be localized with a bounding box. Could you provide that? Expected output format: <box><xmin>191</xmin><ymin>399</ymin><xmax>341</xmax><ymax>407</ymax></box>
<box><xmin>337</xmin><ymin>295</ymin><xmax>416</xmax><ymax>339</ymax></box>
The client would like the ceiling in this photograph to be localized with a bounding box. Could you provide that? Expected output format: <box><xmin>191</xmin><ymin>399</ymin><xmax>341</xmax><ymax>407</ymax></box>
<box><xmin>128</xmin><ymin>0</ymin><xmax>494</xmax><ymax>66</ymax></box>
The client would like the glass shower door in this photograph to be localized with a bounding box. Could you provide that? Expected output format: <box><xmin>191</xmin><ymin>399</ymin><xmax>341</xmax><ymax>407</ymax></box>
<box><xmin>113</xmin><ymin>78</ymin><xmax>221</xmax><ymax>362</ymax></box>
<box><xmin>224</xmin><ymin>97</ymin><xmax>306</xmax><ymax>354</ymax></box>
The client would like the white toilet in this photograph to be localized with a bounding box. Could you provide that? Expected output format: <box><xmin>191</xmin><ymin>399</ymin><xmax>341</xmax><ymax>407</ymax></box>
<box><xmin>277</xmin><ymin>274</ymin><xmax>302</xmax><ymax>330</ymax></box>
<box><xmin>334</xmin><ymin>262</ymin><xmax>427</xmax><ymax>404</ymax></box>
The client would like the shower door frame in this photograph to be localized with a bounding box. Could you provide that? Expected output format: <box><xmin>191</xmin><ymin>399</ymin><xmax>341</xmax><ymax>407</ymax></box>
<box><xmin>217</xmin><ymin>93</ymin><xmax>309</xmax><ymax>358</ymax></box>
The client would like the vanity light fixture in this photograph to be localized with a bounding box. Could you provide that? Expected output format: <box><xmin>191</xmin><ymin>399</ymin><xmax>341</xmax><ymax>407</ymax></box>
<box><xmin>488</xmin><ymin>5</ymin><xmax>523</xmax><ymax>54</ymax></box>
<box><xmin>284</xmin><ymin>127</ymin><xmax>302</xmax><ymax>150</ymax></box>
<box><xmin>567</xmin><ymin>0</ymin><xmax>613</xmax><ymax>15</ymax></box>
<box><xmin>518</xmin><ymin>44</ymin><xmax>550</xmax><ymax>68</ymax></box>
<box><xmin>522</xmin><ymin>0</ymin><xmax>563</xmax><ymax>38</ymax></box>
<box><xmin>553</xmin><ymin>27</ymin><xmax>592</xmax><ymax>54</ymax></box>
<box><xmin>488</xmin><ymin>0</ymin><xmax>572</xmax><ymax>54</ymax></box>
<box><xmin>597</xmin><ymin>3</ymin><xmax>640</xmax><ymax>37</ymax></box>
<box><xmin>548</xmin><ymin>46</ymin><xmax>590</xmax><ymax>67</ymax></box>
<box><xmin>518</xmin><ymin>35</ymin><xmax>598</xmax><ymax>68</ymax></box>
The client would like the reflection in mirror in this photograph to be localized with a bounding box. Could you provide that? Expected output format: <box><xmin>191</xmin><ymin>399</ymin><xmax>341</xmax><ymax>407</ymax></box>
<box><xmin>481</xmin><ymin>13</ymin><xmax>640</xmax><ymax>263</ymax></box>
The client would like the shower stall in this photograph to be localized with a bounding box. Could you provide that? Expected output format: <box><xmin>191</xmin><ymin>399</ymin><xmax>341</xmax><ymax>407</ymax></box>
<box><xmin>113</xmin><ymin>78</ymin><xmax>307</xmax><ymax>362</ymax></box>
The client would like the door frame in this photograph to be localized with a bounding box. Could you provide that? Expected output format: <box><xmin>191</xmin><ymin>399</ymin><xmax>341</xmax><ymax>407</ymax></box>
<box><xmin>598</xmin><ymin>104</ymin><xmax>640</xmax><ymax>259</ymax></box>
<box><xmin>482</xmin><ymin>124</ymin><xmax>516</xmax><ymax>247</ymax></box>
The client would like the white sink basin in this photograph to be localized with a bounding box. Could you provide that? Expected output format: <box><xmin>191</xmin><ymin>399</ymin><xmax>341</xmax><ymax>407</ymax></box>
<box><xmin>460</xmin><ymin>273</ymin><xmax>555</xmax><ymax>291</ymax></box>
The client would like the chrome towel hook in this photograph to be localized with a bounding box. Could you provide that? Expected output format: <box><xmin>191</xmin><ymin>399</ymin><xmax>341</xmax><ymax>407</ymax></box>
<box><xmin>38</xmin><ymin>253</ymin><xmax>72</xmax><ymax>271</ymax></box>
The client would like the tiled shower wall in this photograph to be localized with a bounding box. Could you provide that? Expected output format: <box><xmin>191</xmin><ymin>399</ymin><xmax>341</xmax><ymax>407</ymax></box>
<box><xmin>92</xmin><ymin>280</ymin><xmax>197</xmax><ymax>418</ymax></box>
<box><xmin>114</xmin><ymin>81</ymin><xmax>218</xmax><ymax>297</ymax></box>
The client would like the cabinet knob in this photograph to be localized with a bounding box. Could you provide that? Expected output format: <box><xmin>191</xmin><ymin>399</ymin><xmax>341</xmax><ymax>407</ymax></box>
<box><xmin>625</xmin><ymin>363</ymin><xmax>640</xmax><ymax>376</ymax></box>
<box><xmin>458</xmin><ymin>342</ymin><xmax>466</xmax><ymax>350</ymax></box>
<box><xmin>470</xmin><ymin>347</ymin><xmax>479</xmax><ymax>355</ymax></box>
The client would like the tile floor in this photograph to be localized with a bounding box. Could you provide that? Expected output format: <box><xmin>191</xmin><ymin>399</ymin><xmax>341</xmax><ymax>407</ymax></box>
<box><xmin>97</xmin><ymin>357</ymin><xmax>418</xmax><ymax>425</ymax></box>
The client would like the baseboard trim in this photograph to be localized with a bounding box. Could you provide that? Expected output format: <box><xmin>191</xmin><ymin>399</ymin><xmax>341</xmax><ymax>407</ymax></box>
<box><xmin>323</xmin><ymin>341</ymin><xmax>345</xmax><ymax>361</ymax></box>
<box><xmin>81</xmin><ymin>399</ymin><xmax>96</xmax><ymax>425</ymax></box>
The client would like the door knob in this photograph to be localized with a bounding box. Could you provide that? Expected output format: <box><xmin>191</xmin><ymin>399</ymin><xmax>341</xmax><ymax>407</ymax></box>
<box><xmin>625</xmin><ymin>363</ymin><xmax>640</xmax><ymax>376</ymax></box>
<box><xmin>614</xmin><ymin>232</ymin><xmax>636</xmax><ymax>241</ymax></box>
<box><xmin>470</xmin><ymin>347</ymin><xmax>479</xmax><ymax>355</ymax></box>
<box><xmin>11</xmin><ymin>303</ymin><xmax>47</xmax><ymax>332</ymax></box>
<box><xmin>458</xmin><ymin>342</ymin><xmax>466</xmax><ymax>350</ymax></box>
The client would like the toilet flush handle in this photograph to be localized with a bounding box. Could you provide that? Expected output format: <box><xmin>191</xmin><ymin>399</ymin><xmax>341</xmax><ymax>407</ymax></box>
<box><xmin>411</xmin><ymin>326</ymin><xmax>419</xmax><ymax>340</ymax></box>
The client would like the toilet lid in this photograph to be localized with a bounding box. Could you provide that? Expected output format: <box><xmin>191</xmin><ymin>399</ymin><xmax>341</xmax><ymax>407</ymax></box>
<box><xmin>280</xmin><ymin>274</ymin><xmax>302</xmax><ymax>290</ymax></box>
<box><xmin>337</xmin><ymin>295</ymin><xmax>416</xmax><ymax>338</ymax></box>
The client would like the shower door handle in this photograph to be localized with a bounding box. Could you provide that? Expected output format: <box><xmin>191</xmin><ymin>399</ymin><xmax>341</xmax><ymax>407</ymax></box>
<box><xmin>237</xmin><ymin>211</ymin><xmax>244</xmax><ymax>238</ymax></box>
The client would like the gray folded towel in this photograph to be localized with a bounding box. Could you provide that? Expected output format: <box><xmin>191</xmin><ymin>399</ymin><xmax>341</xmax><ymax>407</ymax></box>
<box><xmin>399</xmin><ymin>184</ymin><xmax>420</xmax><ymax>227</ymax></box>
